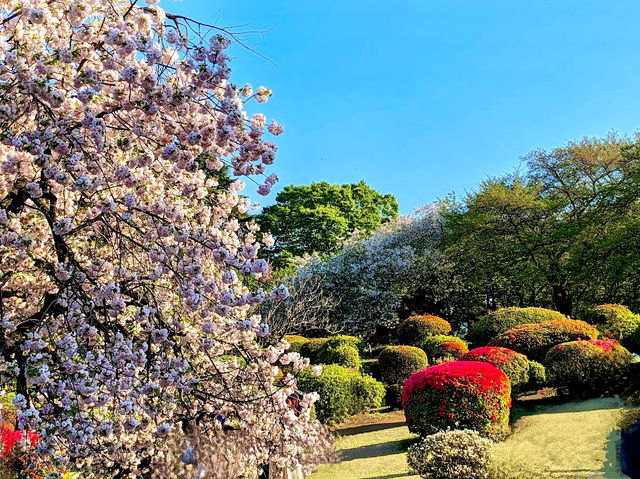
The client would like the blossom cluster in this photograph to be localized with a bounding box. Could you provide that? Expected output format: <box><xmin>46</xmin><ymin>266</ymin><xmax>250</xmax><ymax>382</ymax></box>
<box><xmin>0</xmin><ymin>0</ymin><xmax>332</xmax><ymax>476</ymax></box>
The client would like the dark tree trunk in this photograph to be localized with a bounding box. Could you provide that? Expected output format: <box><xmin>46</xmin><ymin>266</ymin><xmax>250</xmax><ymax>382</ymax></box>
<box><xmin>552</xmin><ymin>284</ymin><xmax>573</xmax><ymax>316</ymax></box>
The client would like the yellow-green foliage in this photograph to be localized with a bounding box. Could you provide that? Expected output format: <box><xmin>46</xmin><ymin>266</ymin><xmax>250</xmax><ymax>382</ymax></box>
<box><xmin>284</xmin><ymin>334</ymin><xmax>309</xmax><ymax>353</ymax></box>
<box><xmin>470</xmin><ymin>307</ymin><xmax>565</xmax><ymax>346</ymax></box>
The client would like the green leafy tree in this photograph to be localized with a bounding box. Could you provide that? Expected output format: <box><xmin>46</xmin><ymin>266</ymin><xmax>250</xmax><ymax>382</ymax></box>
<box><xmin>257</xmin><ymin>180</ymin><xmax>398</xmax><ymax>266</ymax></box>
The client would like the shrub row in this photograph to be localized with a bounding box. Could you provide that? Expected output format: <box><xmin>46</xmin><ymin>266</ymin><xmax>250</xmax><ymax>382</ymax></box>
<box><xmin>297</xmin><ymin>364</ymin><xmax>384</xmax><ymax>423</ymax></box>
<box><xmin>585</xmin><ymin>304</ymin><xmax>640</xmax><ymax>353</ymax></box>
<box><xmin>489</xmin><ymin>319</ymin><xmax>598</xmax><ymax>362</ymax></box>
<box><xmin>397</xmin><ymin>315</ymin><xmax>452</xmax><ymax>347</ymax></box>
<box><xmin>460</xmin><ymin>346</ymin><xmax>529</xmax><ymax>393</ymax></box>
<box><xmin>470</xmin><ymin>307</ymin><xmax>565</xmax><ymax>346</ymax></box>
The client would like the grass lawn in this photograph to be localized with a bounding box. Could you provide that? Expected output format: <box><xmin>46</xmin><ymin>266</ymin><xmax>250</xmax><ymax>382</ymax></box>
<box><xmin>311</xmin><ymin>410</ymin><xmax>420</xmax><ymax>479</ymax></box>
<box><xmin>311</xmin><ymin>397</ymin><xmax>629</xmax><ymax>479</ymax></box>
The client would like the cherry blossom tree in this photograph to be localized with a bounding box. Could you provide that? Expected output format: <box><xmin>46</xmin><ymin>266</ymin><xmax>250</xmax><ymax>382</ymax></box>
<box><xmin>0</xmin><ymin>0</ymin><xmax>333</xmax><ymax>477</ymax></box>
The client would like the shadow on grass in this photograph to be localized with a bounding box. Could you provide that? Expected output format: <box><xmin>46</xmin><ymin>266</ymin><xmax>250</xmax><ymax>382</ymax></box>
<box><xmin>602</xmin><ymin>428</ymin><xmax>625</xmax><ymax>478</ymax></box>
<box><xmin>363</xmin><ymin>474</ymin><xmax>413</xmax><ymax>479</ymax></box>
<box><xmin>338</xmin><ymin>421</ymin><xmax>407</xmax><ymax>437</ymax></box>
<box><xmin>340</xmin><ymin>437</ymin><xmax>418</xmax><ymax>462</ymax></box>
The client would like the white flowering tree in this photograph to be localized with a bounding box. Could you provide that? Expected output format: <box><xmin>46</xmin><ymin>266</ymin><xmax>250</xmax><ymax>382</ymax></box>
<box><xmin>0</xmin><ymin>0</ymin><xmax>333</xmax><ymax>477</ymax></box>
<box><xmin>297</xmin><ymin>206</ymin><xmax>445</xmax><ymax>337</ymax></box>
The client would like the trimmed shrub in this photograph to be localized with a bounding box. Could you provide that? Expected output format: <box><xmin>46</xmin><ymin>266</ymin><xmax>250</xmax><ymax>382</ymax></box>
<box><xmin>469</xmin><ymin>307</ymin><xmax>566</xmax><ymax>346</ymax></box>
<box><xmin>407</xmin><ymin>429</ymin><xmax>493</xmax><ymax>479</ymax></box>
<box><xmin>299</xmin><ymin>338</ymin><xmax>329</xmax><ymax>363</ymax></box>
<box><xmin>545</xmin><ymin>339</ymin><xmax>634</xmax><ymax>394</ymax></box>
<box><xmin>526</xmin><ymin>360</ymin><xmax>546</xmax><ymax>391</ymax></box>
<box><xmin>385</xmin><ymin>383</ymin><xmax>404</xmax><ymax>409</ymax></box>
<box><xmin>317</xmin><ymin>343</ymin><xmax>361</xmax><ymax>370</ymax></box>
<box><xmin>422</xmin><ymin>335</ymin><xmax>469</xmax><ymax>363</ymax></box>
<box><xmin>460</xmin><ymin>347</ymin><xmax>529</xmax><ymax>394</ymax></box>
<box><xmin>402</xmin><ymin>361</ymin><xmax>511</xmax><ymax>438</ymax></box>
<box><xmin>585</xmin><ymin>304</ymin><xmax>640</xmax><ymax>352</ymax></box>
<box><xmin>489</xmin><ymin>319</ymin><xmax>599</xmax><ymax>362</ymax></box>
<box><xmin>284</xmin><ymin>334</ymin><xmax>308</xmax><ymax>354</ymax></box>
<box><xmin>297</xmin><ymin>364</ymin><xmax>384</xmax><ymax>423</ymax></box>
<box><xmin>324</xmin><ymin>335</ymin><xmax>365</xmax><ymax>352</ymax></box>
<box><xmin>397</xmin><ymin>315</ymin><xmax>452</xmax><ymax>347</ymax></box>
<box><xmin>378</xmin><ymin>346</ymin><xmax>429</xmax><ymax>386</ymax></box>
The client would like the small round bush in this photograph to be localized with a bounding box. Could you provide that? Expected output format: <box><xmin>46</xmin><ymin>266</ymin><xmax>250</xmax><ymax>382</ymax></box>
<box><xmin>585</xmin><ymin>304</ymin><xmax>640</xmax><ymax>352</ymax></box>
<box><xmin>489</xmin><ymin>319</ymin><xmax>599</xmax><ymax>362</ymax></box>
<box><xmin>378</xmin><ymin>346</ymin><xmax>429</xmax><ymax>385</ymax></box>
<box><xmin>545</xmin><ymin>339</ymin><xmax>634</xmax><ymax>394</ymax></box>
<box><xmin>526</xmin><ymin>360</ymin><xmax>546</xmax><ymax>390</ymax></box>
<box><xmin>407</xmin><ymin>429</ymin><xmax>493</xmax><ymax>479</ymax></box>
<box><xmin>469</xmin><ymin>307</ymin><xmax>566</xmax><ymax>346</ymax></box>
<box><xmin>460</xmin><ymin>347</ymin><xmax>529</xmax><ymax>394</ymax></box>
<box><xmin>299</xmin><ymin>338</ymin><xmax>329</xmax><ymax>363</ymax></box>
<box><xmin>397</xmin><ymin>315</ymin><xmax>452</xmax><ymax>347</ymax></box>
<box><xmin>324</xmin><ymin>335</ymin><xmax>365</xmax><ymax>352</ymax></box>
<box><xmin>402</xmin><ymin>361</ymin><xmax>511</xmax><ymax>438</ymax></box>
<box><xmin>283</xmin><ymin>334</ymin><xmax>308</xmax><ymax>353</ymax></box>
<box><xmin>317</xmin><ymin>343</ymin><xmax>361</xmax><ymax>370</ymax></box>
<box><xmin>297</xmin><ymin>364</ymin><xmax>384</xmax><ymax>423</ymax></box>
<box><xmin>422</xmin><ymin>335</ymin><xmax>469</xmax><ymax>363</ymax></box>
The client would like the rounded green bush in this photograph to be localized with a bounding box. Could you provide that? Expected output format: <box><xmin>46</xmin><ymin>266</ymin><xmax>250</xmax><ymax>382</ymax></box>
<box><xmin>545</xmin><ymin>339</ymin><xmax>634</xmax><ymax>394</ymax></box>
<box><xmin>402</xmin><ymin>361</ymin><xmax>511</xmax><ymax>438</ymax></box>
<box><xmin>378</xmin><ymin>346</ymin><xmax>429</xmax><ymax>386</ymax></box>
<box><xmin>469</xmin><ymin>307</ymin><xmax>566</xmax><ymax>346</ymax></box>
<box><xmin>299</xmin><ymin>338</ymin><xmax>329</xmax><ymax>363</ymax></box>
<box><xmin>526</xmin><ymin>360</ymin><xmax>546</xmax><ymax>391</ymax></box>
<box><xmin>407</xmin><ymin>429</ymin><xmax>493</xmax><ymax>479</ymax></box>
<box><xmin>317</xmin><ymin>343</ymin><xmax>361</xmax><ymax>370</ymax></box>
<box><xmin>584</xmin><ymin>304</ymin><xmax>640</xmax><ymax>352</ymax></box>
<box><xmin>421</xmin><ymin>335</ymin><xmax>469</xmax><ymax>363</ymax></box>
<box><xmin>489</xmin><ymin>319</ymin><xmax>599</xmax><ymax>362</ymax></box>
<box><xmin>284</xmin><ymin>334</ymin><xmax>308</xmax><ymax>353</ymax></box>
<box><xmin>297</xmin><ymin>364</ymin><xmax>384</xmax><ymax>423</ymax></box>
<box><xmin>460</xmin><ymin>346</ymin><xmax>530</xmax><ymax>394</ymax></box>
<box><xmin>324</xmin><ymin>335</ymin><xmax>365</xmax><ymax>352</ymax></box>
<box><xmin>397</xmin><ymin>315</ymin><xmax>452</xmax><ymax>347</ymax></box>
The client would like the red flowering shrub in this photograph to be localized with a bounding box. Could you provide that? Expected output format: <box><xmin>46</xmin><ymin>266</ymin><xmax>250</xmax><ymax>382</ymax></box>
<box><xmin>545</xmin><ymin>339</ymin><xmax>634</xmax><ymax>394</ymax></box>
<box><xmin>402</xmin><ymin>361</ymin><xmax>511</xmax><ymax>438</ymax></box>
<box><xmin>489</xmin><ymin>319</ymin><xmax>598</xmax><ymax>362</ymax></box>
<box><xmin>397</xmin><ymin>315</ymin><xmax>452</xmax><ymax>347</ymax></box>
<box><xmin>0</xmin><ymin>426</ymin><xmax>41</xmax><ymax>476</ymax></box>
<box><xmin>469</xmin><ymin>307</ymin><xmax>565</xmax><ymax>346</ymax></box>
<box><xmin>421</xmin><ymin>335</ymin><xmax>469</xmax><ymax>362</ymax></box>
<box><xmin>460</xmin><ymin>346</ymin><xmax>530</xmax><ymax>394</ymax></box>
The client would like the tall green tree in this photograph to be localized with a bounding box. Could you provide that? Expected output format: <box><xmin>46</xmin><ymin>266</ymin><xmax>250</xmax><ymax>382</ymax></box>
<box><xmin>257</xmin><ymin>180</ymin><xmax>398</xmax><ymax>267</ymax></box>
<box><xmin>443</xmin><ymin>134</ymin><xmax>640</xmax><ymax>317</ymax></box>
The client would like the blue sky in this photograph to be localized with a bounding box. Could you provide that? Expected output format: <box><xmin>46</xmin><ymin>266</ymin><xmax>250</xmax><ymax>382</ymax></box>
<box><xmin>171</xmin><ymin>0</ymin><xmax>640</xmax><ymax>214</ymax></box>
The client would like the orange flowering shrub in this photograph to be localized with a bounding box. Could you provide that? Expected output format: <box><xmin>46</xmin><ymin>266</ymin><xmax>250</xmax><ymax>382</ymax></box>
<box><xmin>402</xmin><ymin>361</ymin><xmax>511</xmax><ymax>438</ymax></box>
<box><xmin>397</xmin><ymin>315</ymin><xmax>452</xmax><ymax>346</ymax></box>
<box><xmin>489</xmin><ymin>319</ymin><xmax>598</xmax><ymax>362</ymax></box>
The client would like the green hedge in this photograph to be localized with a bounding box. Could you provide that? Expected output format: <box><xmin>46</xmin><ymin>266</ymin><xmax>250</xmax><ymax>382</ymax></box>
<box><xmin>421</xmin><ymin>335</ymin><xmax>469</xmax><ymax>363</ymax></box>
<box><xmin>469</xmin><ymin>307</ymin><xmax>565</xmax><ymax>346</ymax></box>
<box><xmin>378</xmin><ymin>346</ymin><xmax>429</xmax><ymax>386</ymax></box>
<box><xmin>299</xmin><ymin>338</ymin><xmax>329</xmax><ymax>363</ymax></box>
<box><xmin>284</xmin><ymin>334</ymin><xmax>308</xmax><ymax>353</ymax></box>
<box><xmin>584</xmin><ymin>304</ymin><xmax>640</xmax><ymax>353</ymax></box>
<box><xmin>526</xmin><ymin>360</ymin><xmax>547</xmax><ymax>391</ymax></box>
<box><xmin>489</xmin><ymin>319</ymin><xmax>599</xmax><ymax>362</ymax></box>
<box><xmin>317</xmin><ymin>343</ymin><xmax>361</xmax><ymax>370</ymax></box>
<box><xmin>397</xmin><ymin>315</ymin><xmax>452</xmax><ymax>347</ymax></box>
<box><xmin>545</xmin><ymin>339</ymin><xmax>634</xmax><ymax>395</ymax></box>
<box><xmin>297</xmin><ymin>364</ymin><xmax>385</xmax><ymax>423</ymax></box>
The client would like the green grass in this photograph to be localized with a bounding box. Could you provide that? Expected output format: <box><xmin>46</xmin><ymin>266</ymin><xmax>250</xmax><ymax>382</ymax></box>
<box><xmin>312</xmin><ymin>397</ymin><xmax>629</xmax><ymax>479</ymax></box>
<box><xmin>311</xmin><ymin>423</ymin><xmax>420</xmax><ymax>479</ymax></box>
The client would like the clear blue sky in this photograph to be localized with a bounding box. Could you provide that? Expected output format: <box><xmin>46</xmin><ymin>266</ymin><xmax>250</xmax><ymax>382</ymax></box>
<box><xmin>171</xmin><ymin>0</ymin><xmax>640</xmax><ymax>214</ymax></box>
